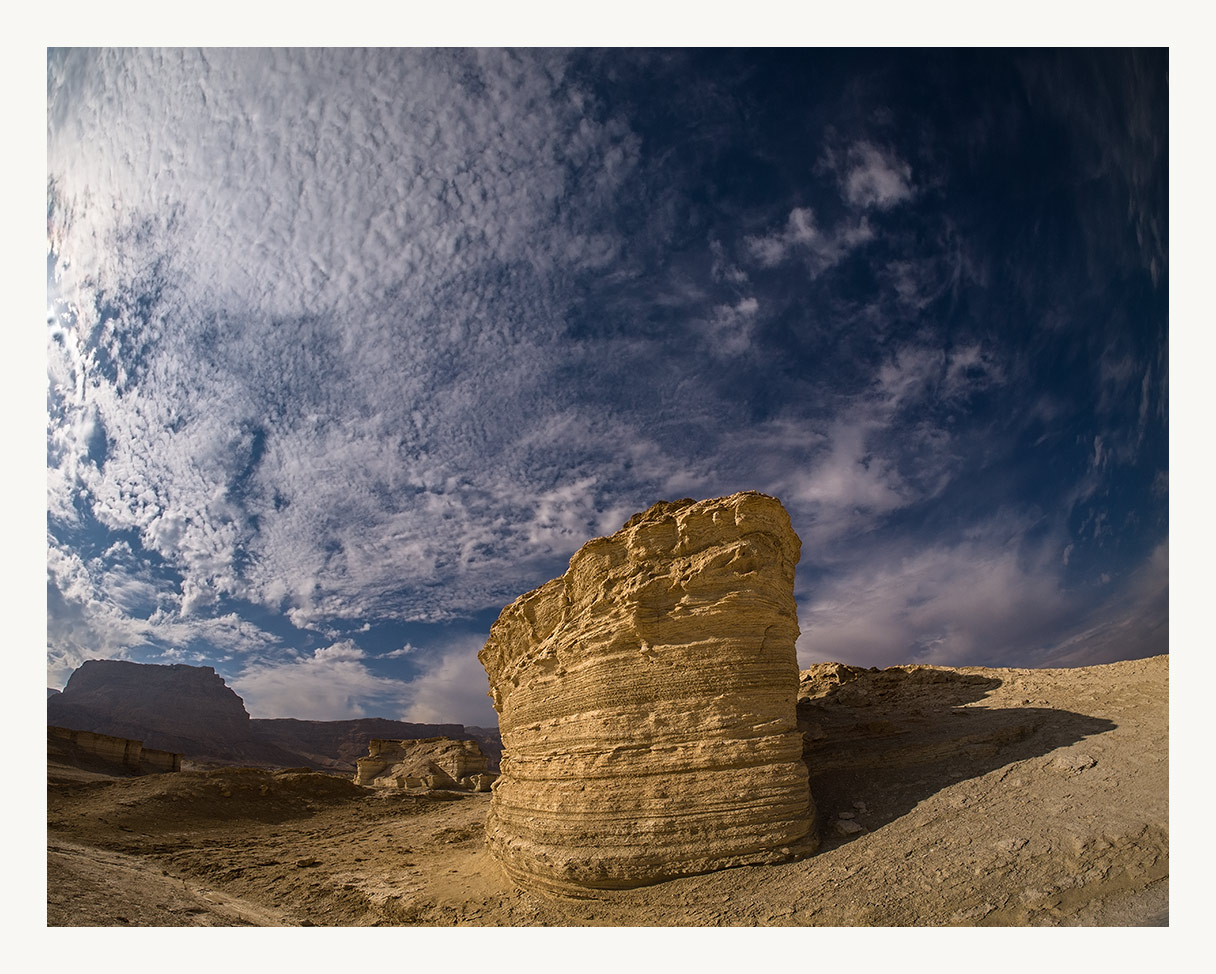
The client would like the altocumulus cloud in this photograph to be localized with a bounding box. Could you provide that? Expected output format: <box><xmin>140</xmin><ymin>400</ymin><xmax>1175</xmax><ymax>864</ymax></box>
<box><xmin>47</xmin><ymin>50</ymin><xmax>1167</xmax><ymax>722</ymax></box>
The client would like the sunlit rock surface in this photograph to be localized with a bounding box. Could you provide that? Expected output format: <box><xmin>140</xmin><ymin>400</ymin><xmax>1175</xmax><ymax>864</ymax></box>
<box><xmin>353</xmin><ymin>737</ymin><xmax>494</xmax><ymax>791</ymax></box>
<box><xmin>479</xmin><ymin>491</ymin><xmax>815</xmax><ymax>894</ymax></box>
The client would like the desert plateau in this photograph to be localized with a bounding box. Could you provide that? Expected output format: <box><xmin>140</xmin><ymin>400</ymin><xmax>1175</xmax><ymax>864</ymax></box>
<box><xmin>48</xmin><ymin>653</ymin><xmax>1167</xmax><ymax>927</ymax></box>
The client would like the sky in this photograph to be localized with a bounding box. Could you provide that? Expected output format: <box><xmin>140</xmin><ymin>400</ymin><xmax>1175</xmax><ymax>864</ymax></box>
<box><xmin>45</xmin><ymin>48</ymin><xmax>1168</xmax><ymax>727</ymax></box>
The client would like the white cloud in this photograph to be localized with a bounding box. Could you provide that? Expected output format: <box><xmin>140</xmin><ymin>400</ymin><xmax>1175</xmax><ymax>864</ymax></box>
<box><xmin>46</xmin><ymin>528</ymin><xmax>282</xmax><ymax>687</ymax></box>
<box><xmin>1040</xmin><ymin>543</ymin><xmax>1168</xmax><ymax>667</ymax></box>
<box><xmin>840</xmin><ymin>141</ymin><xmax>913</xmax><ymax>210</ymax></box>
<box><xmin>745</xmin><ymin>206</ymin><xmax>874</xmax><ymax>275</ymax></box>
<box><xmin>230</xmin><ymin>635</ymin><xmax>498</xmax><ymax>726</ymax></box>
<box><xmin>378</xmin><ymin>643</ymin><xmax>418</xmax><ymax>659</ymax></box>
<box><xmin>797</xmin><ymin>527</ymin><xmax>1069</xmax><ymax>668</ymax></box>
<box><xmin>703</xmin><ymin>296</ymin><xmax>760</xmax><ymax>357</ymax></box>
<box><xmin>709</xmin><ymin>239</ymin><xmax>748</xmax><ymax>285</ymax></box>
<box><xmin>232</xmin><ymin>640</ymin><xmax>411</xmax><ymax>721</ymax></box>
<box><xmin>399</xmin><ymin>639</ymin><xmax>497</xmax><ymax>727</ymax></box>
<box><xmin>46</xmin><ymin>49</ymin><xmax>651</xmax><ymax>639</ymax></box>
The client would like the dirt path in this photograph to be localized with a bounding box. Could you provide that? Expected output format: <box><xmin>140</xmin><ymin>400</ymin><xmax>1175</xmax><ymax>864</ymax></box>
<box><xmin>47</xmin><ymin>655</ymin><xmax>1167</xmax><ymax>926</ymax></box>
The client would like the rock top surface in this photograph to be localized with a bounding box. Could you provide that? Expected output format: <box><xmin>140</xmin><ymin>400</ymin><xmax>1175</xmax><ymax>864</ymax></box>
<box><xmin>479</xmin><ymin>491</ymin><xmax>815</xmax><ymax>894</ymax></box>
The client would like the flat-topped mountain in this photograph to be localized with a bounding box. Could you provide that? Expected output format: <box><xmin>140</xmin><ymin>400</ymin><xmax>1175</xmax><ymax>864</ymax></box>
<box><xmin>48</xmin><ymin>659</ymin><xmax>498</xmax><ymax>772</ymax></box>
<box><xmin>49</xmin><ymin>660</ymin><xmax>250</xmax><ymax>758</ymax></box>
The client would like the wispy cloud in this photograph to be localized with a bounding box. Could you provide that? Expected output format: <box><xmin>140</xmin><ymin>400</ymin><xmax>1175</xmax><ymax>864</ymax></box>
<box><xmin>46</xmin><ymin>538</ymin><xmax>281</xmax><ymax>689</ymax></box>
<box><xmin>838</xmin><ymin>141</ymin><xmax>914</xmax><ymax>210</ymax></box>
<box><xmin>797</xmin><ymin>521</ymin><xmax>1070</xmax><ymax>668</ymax></box>
<box><xmin>745</xmin><ymin>206</ymin><xmax>874</xmax><ymax>274</ymax></box>
<box><xmin>702</xmin><ymin>296</ymin><xmax>760</xmax><ymax>357</ymax></box>
<box><xmin>399</xmin><ymin>639</ymin><xmax>497</xmax><ymax>727</ymax></box>
<box><xmin>47</xmin><ymin>49</ymin><xmax>649</xmax><ymax>636</ymax></box>
<box><xmin>230</xmin><ymin>636</ymin><xmax>497</xmax><ymax>726</ymax></box>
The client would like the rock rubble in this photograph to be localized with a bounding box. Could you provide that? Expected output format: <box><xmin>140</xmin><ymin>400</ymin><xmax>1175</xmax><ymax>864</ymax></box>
<box><xmin>353</xmin><ymin>737</ymin><xmax>495</xmax><ymax>792</ymax></box>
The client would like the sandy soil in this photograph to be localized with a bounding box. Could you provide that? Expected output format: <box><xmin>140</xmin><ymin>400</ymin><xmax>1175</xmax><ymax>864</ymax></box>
<box><xmin>47</xmin><ymin>655</ymin><xmax>1167</xmax><ymax>926</ymax></box>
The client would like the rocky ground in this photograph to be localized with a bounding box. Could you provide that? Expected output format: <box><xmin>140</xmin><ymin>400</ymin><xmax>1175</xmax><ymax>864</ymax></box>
<box><xmin>47</xmin><ymin>655</ymin><xmax>1167</xmax><ymax>926</ymax></box>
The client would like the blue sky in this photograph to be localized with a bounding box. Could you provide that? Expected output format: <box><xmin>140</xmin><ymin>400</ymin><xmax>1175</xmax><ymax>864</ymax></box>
<box><xmin>46</xmin><ymin>48</ymin><xmax>1168</xmax><ymax>726</ymax></box>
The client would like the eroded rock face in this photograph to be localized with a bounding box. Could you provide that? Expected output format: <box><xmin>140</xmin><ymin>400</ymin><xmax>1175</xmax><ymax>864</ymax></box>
<box><xmin>353</xmin><ymin>737</ymin><xmax>494</xmax><ymax>791</ymax></box>
<box><xmin>479</xmin><ymin>491</ymin><xmax>815</xmax><ymax>894</ymax></box>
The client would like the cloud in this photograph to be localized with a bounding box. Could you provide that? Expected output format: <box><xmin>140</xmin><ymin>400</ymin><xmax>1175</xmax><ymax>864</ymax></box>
<box><xmin>840</xmin><ymin>141</ymin><xmax>913</xmax><ymax>210</ymax></box>
<box><xmin>46</xmin><ymin>49</ymin><xmax>650</xmax><ymax>636</ymax></box>
<box><xmin>231</xmin><ymin>635</ymin><xmax>497</xmax><ymax>726</ymax></box>
<box><xmin>44</xmin><ymin>50</ymin><xmax>1167</xmax><ymax>705</ymax></box>
<box><xmin>46</xmin><ymin>535</ymin><xmax>281</xmax><ymax>689</ymax></box>
<box><xmin>745</xmin><ymin>206</ymin><xmax>874</xmax><ymax>274</ymax></box>
<box><xmin>1040</xmin><ymin>542</ymin><xmax>1168</xmax><ymax>667</ymax></box>
<box><xmin>798</xmin><ymin>521</ymin><xmax>1166</xmax><ymax>673</ymax></box>
<box><xmin>702</xmin><ymin>296</ymin><xmax>760</xmax><ymax>358</ymax></box>
<box><xmin>231</xmin><ymin>640</ymin><xmax>409</xmax><ymax>721</ymax></box>
<box><xmin>399</xmin><ymin>639</ymin><xmax>497</xmax><ymax>727</ymax></box>
<box><xmin>797</xmin><ymin>524</ymin><xmax>1070</xmax><ymax>669</ymax></box>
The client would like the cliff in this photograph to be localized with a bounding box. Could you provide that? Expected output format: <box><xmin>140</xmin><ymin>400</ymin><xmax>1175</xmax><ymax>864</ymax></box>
<box><xmin>48</xmin><ymin>660</ymin><xmax>250</xmax><ymax>759</ymax></box>
<box><xmin>48</xmin><ymin>659</ymin><xmax>498</xmax><ymax>771</ymax></box>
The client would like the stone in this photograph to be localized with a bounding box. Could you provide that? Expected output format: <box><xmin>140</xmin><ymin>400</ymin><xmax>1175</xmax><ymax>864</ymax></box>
<box><xmin>834</xmin><ymin>819</ymin><xmax>864</xmax><ymax>836</ymax></box>
<box><xmin>353</xmin><ymin>737</ymin><xmax>494</xmax><ymax>791</ymax></box>
<box><xmin>1049</xmin><ymin>751</ymin><xmax>1097</xmax><ymax>775</ymax></box>
<box><xmin>479</xmin><ymin>491</ymin><xmax>816</xmax><ymax>894</ymax></box>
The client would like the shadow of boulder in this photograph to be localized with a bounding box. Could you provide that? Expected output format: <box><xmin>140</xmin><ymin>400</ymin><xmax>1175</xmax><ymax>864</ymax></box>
<box><xmin>796</xmin><ymin>663</ymin><xmax>1117</xmax><ymax>846</ymax></box>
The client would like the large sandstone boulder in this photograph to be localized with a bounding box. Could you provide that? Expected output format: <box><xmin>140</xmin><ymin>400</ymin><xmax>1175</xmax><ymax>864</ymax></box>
<box><xmin>479</xmin><ymin>491</ymin><xmax>816</xmax><ymax>894</ymax></box>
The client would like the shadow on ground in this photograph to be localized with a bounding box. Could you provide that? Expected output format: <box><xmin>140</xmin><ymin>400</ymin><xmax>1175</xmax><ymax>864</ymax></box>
<box><xmin>796</xmin><ymin>665</ymin><xmax>1116</xmax><ymax>847</ymax></box>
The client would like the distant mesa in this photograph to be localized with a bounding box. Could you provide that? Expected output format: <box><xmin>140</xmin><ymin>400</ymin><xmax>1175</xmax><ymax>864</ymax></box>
<box><xmin>353</xmin><ymin>737</ymin><xmax>496</xmax><ymax>792</ymax></box>
<box><xmin>49</xmin><ymin>659</ymin><xmax>252</xmax><ymax>754</ymax></box>
<box><xmin>47</xmin><ymin>658</ymin><xmax>499</xmax><ymax>773</ymax></box>
<box><xmin>479</xmin><ymin>491</ymin><xmax>816</xmax><ymax>894</ymax></box>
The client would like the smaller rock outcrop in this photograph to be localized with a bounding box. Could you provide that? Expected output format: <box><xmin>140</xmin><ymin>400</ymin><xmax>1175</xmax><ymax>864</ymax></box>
<box><xmin>353</xmin><ymin>737</ymin><xmax>495</xmax><ymax>792</ymax></box>
<box><xmin>48</xmin><ymin>726</ymin><xmax>181</xmax><ymax>775</ymax></box>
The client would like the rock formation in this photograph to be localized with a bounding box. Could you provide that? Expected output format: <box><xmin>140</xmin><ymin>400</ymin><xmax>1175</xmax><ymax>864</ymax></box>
<box><xmin>48</xmin><ymin>660</ymin><xmax>251</xmax><ymax>758</ymax></box>
<box><xmin>479</xmin><ymin>491</ymin><xmax>815</xmax><ymax>894</ymax></box>
<box><xmin>48</xmin><ymin>726</ymin><xmax>181</xmax><ymax>774</ymax></box>
<box><xmin>253</xmin><ymin>718</ymin><xmax>473</xmax><ymax>771</ymax></box>
<box><xmin>48</xmin><ymin>659</ymin><xmax>499</xmax><ymax>771</ymax></box>
<box><xmin>353</xmin><ymin>737</ymin><xmax>495</xmax><ymax>791</ymax></box>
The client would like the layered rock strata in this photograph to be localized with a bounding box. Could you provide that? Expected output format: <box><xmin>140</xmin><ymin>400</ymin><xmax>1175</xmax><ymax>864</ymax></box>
<box><xmin>48</xmin><ymin>726</ymin><xmax>181</xmax><ymax>774</ymax></box>
<box><xmin>479</xmin><ymin>491</ymin><xmax>815</xmax><ymax>894</ymax></box>
<box><xmin>353</xmin><ymin>737</ymin><xmax>495</xmax><ymax>792</ymax></box>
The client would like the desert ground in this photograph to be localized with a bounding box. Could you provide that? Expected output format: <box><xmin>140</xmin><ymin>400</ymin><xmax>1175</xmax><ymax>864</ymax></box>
<box><xmin>47</xmin><ymin>655</ymin><xmax>1167</xmax><ymax>927</ymax></box>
